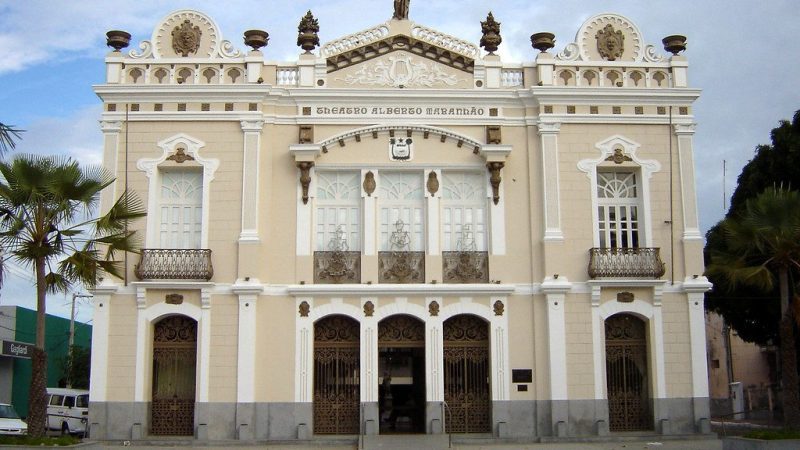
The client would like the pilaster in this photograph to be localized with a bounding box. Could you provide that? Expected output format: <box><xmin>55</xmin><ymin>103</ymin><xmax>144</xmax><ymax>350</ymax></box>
<box><xmin>674</xmin><ymin>123</ymin><xmax>704</xmax><ymax>277</ymax></box>
<box><xmin>88</xmin><ymin>282</ymin><xmax>116</xmax><ymax>402</ymax></box>
<box><xmin>541</xmin><ymin>276</ymin><xmax>571</xmax><ymax>433</ymax></box>
<box><xmin>233</xmin><ymin>283</ymin><xmax>262</xmax><ymax>403</ymax></box>
<box><xmin>100</xmin><ymin>120</ymin><xmax>123</xmax><ymax>215</ymax></box>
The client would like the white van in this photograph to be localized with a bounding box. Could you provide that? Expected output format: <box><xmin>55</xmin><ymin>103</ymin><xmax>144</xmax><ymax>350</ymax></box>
<box><xmin>46</xmin><ymin>388</ymin><xmax>89</xmax><ymax>436</ymax></box>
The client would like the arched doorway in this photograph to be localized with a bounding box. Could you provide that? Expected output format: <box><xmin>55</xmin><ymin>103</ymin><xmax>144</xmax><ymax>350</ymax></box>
<box><xmin>151</xmin><ymin>315</ymin><xmax>197</xmax><ymax>436</ymax></box>
<box><xmin>443</xmin><ymin>314</ymin><xmax>490</xmax><ymax>433</ymax></box>
<box><xmin>378</xmin><ymin>315</ymin><xmax>426</xmax><ymax>433</ymax></box>
<box><xmin>313</xmin><ymin>315</ymin><xmax>360</xmax><ymax>434</ymax></box>
<box><xmin>605</xmin><ymin>313</ymin><xmax>652</xmax><ymax>431</ymax></box>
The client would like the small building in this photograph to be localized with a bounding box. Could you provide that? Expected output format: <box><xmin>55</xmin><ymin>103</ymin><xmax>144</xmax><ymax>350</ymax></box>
<box><xmin>0</xmin><ymin>306</ymin><xmax>92</xmax><ymax>418</ymax></box>
<box><xmin>89</xmin><ymin>4</ymin><xmax>711</xmax><ymax>443</ymax></box>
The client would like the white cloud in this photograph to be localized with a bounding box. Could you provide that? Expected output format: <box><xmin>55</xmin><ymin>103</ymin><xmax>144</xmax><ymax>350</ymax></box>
<box><xmin>13</xmin><ymin>105</ymin><xmax>104</xmax><ymax>166</ymax></box>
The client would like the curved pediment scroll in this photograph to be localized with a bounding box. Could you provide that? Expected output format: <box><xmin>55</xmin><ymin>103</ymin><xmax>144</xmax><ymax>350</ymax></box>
<box><xmin>129</xmin><ymin>9</ymin><xmax>242</xmax><ymax>60</ymax></box>
<box><xmin>555</xmin><ymin>13</ymin><xmax>664</xmax><ymax>63</ymax></box>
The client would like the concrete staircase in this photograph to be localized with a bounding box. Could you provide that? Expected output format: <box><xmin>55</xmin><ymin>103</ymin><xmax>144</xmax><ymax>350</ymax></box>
<box><xmin>362</xmin><ymin>433</ymin><xmax>451</xmax><ymax>450</ymax></box>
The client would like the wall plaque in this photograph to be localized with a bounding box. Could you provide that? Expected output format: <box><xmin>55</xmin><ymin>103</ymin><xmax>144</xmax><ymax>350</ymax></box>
<box><xmin>512</xmin><ymin>369</ymin><xmax>533</xmax><ymax>383</ymax></box>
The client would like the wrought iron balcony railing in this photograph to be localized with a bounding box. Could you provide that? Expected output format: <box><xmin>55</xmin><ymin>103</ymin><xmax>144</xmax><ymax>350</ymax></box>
<box><xmin>134</xmin><ymin>249</ymin><xmax>214</xmax><ymax>281</ymax></box>
<box><xmin>378</xmin><ymin>251</ymin><xmax>425</xmax><ymax>283</ymax></box>
<box><xmin>442</xmin><ymin>251</ymin><xmax>489</xmax><ymax>283</ymax></box>
<box><xmin>588</xmin><ymin>247</ymin><xmax>665</xmax><ymax>279</ymax></box>
<box><xmin>314</xmin><ymin>251</ymin><xmax>361</xmax><ymax>284</ymax></box>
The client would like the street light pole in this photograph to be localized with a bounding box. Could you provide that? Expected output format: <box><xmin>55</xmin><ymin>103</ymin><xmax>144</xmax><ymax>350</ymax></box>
<box><xmin>67</xmin><ymin>293</ymin><xmax>93</xmax><ymax>388</ymax></box>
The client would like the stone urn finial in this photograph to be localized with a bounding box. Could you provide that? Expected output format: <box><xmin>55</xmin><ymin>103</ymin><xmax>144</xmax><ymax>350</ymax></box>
<box><xmin>243</xmin><ymin>29</ymin><xmax>269</xmax><ymax>52</ymax></box>
<box><xmin>662</xmin><ymin>35</ymin><xmax>687</xmax><ymax>55</ymax></box>
<box><xmin>106</xmin><ymin>30</ymin><xmax>131</xmax><ymax>52</ymax></box>
<box><xmin>530</xmin><ymin>32</ymin><xmax>555</xmax><ymax>53</ymax></box>
<box><xmin>480</xmin><ymin>12</ymin><xmax>502</xmax><ymax>54</ymax></box>
<box><xmin>297</xmin><ymin>10</ymin><xmax>320</xmax><ymax>53</ymax></box>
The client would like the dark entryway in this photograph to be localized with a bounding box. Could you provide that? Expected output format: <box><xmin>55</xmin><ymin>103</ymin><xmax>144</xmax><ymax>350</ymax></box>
<box><xmin>378</xmin><ymin>315</ymin><xmax>426</xmax><ymax>433</ymax></box>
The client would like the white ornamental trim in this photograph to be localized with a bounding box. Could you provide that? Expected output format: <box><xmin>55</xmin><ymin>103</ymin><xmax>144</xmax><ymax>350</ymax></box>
<box><xmin>338</xmin><ymin>55</ymin><xmax>465</xmax><ymax>88</ymax></box>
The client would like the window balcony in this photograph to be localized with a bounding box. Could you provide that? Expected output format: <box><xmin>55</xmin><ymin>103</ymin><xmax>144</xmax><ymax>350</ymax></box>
<box><xmin>314</xmin><ymin>251</ymin><xmax>361</xmax><ymax>284</ymax></box>
<box><xmin>442</xmin><ymin>251</ymin><xmax>490</xmax><ymax>283</ymax></box>
<box><xmin>134</xmin><ymin>249</ymin><xmax>214</xmax><ymax>281</ymax></box>
<box><xmin>378</xmin><ymin>251</ymin><xmax>425</xmax><ymax>283</ymax></box>
<box><xmin>588</xmin><ymin>247</ymin><xmax>665</xmax><ymax>279</ymax></box>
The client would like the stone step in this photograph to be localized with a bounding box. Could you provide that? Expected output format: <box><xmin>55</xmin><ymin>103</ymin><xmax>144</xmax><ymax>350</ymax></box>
<box><xmin>363</xmin><ymin>433</ymin><xmax>451</xmax><ymax>450</ymax></box>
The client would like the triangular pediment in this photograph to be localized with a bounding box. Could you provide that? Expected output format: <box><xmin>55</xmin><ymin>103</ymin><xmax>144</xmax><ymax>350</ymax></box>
<box><xmin>322</xmin><ymin>20</ymin><xmax>477</xmax><ymax>76</ymax></box>
<box><xmin>328</xmin><ymin>51</ymin><xmax>473</xmax><ymax>89</ymax></box>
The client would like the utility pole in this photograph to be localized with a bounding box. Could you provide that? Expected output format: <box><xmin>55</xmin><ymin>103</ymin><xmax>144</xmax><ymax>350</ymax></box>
<box><xmin>68</xmin><ymin>293</ymin><xmax>93</xmax><ymax>388</ymax></box>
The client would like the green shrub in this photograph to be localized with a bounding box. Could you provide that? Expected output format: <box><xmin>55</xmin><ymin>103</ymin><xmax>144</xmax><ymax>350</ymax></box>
<box><xmin>743</xmin><ymin>429</ymin><xmax>800</xmax><ymax>440</ymax></box>
<box><xmin>0</xmin><ymin>435</ymin><xmax>81</xmax><ymax>446</ymax></box>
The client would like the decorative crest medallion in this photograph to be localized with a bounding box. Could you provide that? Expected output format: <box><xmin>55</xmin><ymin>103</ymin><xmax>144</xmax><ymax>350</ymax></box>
<box><xmin>297</xmin><ymin>10</ymin><xmax>320</xmax><ymax>53</ymax></box>
<box><xmin>393</xmin><ymin>0</ymin><xmax>410</xmax><ymax>20</ymax></box>
<box><xmin>166</xmin><ymin>147</ymin><xmax>195</xmax><ymax>163</ymax></box>
<box><xmin>605</xmin><ymin>148</ymin><xmax>632</xmax><ymax>164</ymax></box>
<box><xmin>480</xmin><ymin>12</ymin><xmax>502</xmax><ymax>54</ymax></box>
<box><xmin>429</xmin><ymin>300</ymin><xmax>440</xmax><ymax>317</ymax></box>
<box><xmin>172</xmin><ymin>19</ymin><xmax>202</xmax><ymax>57</ymax></box>
<box><xmin>390</xmin><ymin>137</ymin><xmax>413</xmax><ymax>161</ymax></box>
<box><xmin>596</xmin><ymin>24</ymin><xmax>624</xmax><ymax>61</ymax></box>
<box><xmin>363</xmin><ymin>171</ymin><xmax>376</xmax><ymax>196</ymax></box>
<box><xmin>426</xmin><ymin>171</ymin><xmax>439</xmax><ymax>197</ymax></box>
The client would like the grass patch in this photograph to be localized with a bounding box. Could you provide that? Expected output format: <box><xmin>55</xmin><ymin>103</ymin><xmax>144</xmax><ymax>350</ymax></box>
<box><xmin>743</xmin><ymin>429</ymin><xmax>800</xmax><ymax>440</ymax></box>
<box><xmin>0</xmin><ymin>435</ymin><xmax>81</xmax><ymax>446</ymax></box>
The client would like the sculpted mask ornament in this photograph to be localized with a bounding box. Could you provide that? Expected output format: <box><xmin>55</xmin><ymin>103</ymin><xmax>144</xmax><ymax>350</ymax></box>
<box><xmin>172</xmin><ymin>19</ymin><xmax>202</xmax><ymax>57</ymax></box>
<box><xmin>596</xmin><ymin>24</ymin><xmax>624</xmax><ymax>61</ymax></box>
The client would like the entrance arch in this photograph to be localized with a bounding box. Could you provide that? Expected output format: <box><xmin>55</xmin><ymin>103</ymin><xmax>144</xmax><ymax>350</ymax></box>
<box><xmin>378</xmin><ymin>314</ymin><xmax>426</xmax><ymax>433</ymax></box>
<box><xmin>443</xmin><ymin>314</ymin><xmax>490</xmax><ymax>433</ymax></box>
<box><xmin>151</xmin><ymin>315</ymin><xmax>197</xmax><ymax>436</ymax></box>
<box><xmin>313</xmin><ymin>315</ymin><xmax>360</xmax><ymax>434</ymax></box>
<box><xmin>605</xmin><ymin>313</ymin><xmax>653</xmax><ymax>431</ymax></box>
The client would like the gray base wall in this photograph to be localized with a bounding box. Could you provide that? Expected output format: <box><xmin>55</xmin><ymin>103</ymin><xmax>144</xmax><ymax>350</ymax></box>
<box><xmin>89</xmin><ymin>397</ymin><xmax>709</xmax><ymax>441</ymax></box>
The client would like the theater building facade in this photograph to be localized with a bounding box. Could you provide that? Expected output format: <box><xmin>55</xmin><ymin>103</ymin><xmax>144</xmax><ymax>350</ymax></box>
<box><xmin>89</xmin><ymin>5</ymin><xmax>712</xmax><ymax>442</ymax></box>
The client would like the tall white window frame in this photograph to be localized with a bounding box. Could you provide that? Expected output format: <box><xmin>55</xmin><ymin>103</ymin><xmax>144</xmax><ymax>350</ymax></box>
<box><xmin>315</xmin><ymin>171</ymin><xmax>362</xmax><ymax>251</ymax></box>
<box><xmin>441</xmin><ymin>171</ymin><xmax>488</xmax><ymax>252</ymax></box>
<box><xmin>596</xmin><ymin>171</ymin><xmax>641</xmax><ymax>249</ymax></box>
<box><xmin>378</xmin><ymin>172</ymin><xmax>425</xmax><ymax>251</ymax></box>
<box><xmin>137</xmin><ymin>134</ymin><xmax>220</xmax><ymax>249</ymax></box>
<box><xmin>577</xmin><ymin>136</ymin><xmax>661</xmax><ymax>248</ymax></box>
<box><xmin>158</xmin><ymin>169</ymin><xmax>203</xmax><ymax>249</ymax></box>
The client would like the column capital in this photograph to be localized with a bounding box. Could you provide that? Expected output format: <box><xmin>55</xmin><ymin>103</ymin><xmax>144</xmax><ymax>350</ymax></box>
<box><xmin>240</xmin><ymin>119</ymin><xmax>265</xmax><ymax>132</ymax></box>
<box><xmin>537</xmin><ymin>121</ymin><xmax>561</xmax><ymax>136</ymax></box>
<box><xmin>673</xmin><ymin>123</ymin><xmax>697</xmax><ymax>135</ymax></box>
<box><xmin>100</xmin><ymin>120</ymin><xmax>123</xmax><ymax>133</ymax></box>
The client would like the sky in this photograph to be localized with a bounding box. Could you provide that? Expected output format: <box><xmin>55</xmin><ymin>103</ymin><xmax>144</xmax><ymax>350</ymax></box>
<box><xmin>0</xmin><ymin>0</ymin><xmax>798</xmax><ymax>322</ymax></box>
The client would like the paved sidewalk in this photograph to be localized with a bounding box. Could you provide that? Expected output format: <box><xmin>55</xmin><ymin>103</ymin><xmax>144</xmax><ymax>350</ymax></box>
<box><xmin>73</xmin><ymin>437</ymin><xmax>722</xmax><ymax>450</ymax></box>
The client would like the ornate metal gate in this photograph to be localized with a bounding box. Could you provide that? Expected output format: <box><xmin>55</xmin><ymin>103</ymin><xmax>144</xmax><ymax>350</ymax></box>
<box><xmin>443</xmin><ymin>315</ymin><xmax>490</xmax><ymax>433</ymax></box>
<box><xmin>605</xmin><ymin>313</ymin><xmax>652</xmax><ymax>431</ymax></box>
<box><xmin>314</xmin><ymin>315</ymin><xmax>360</xmax><ymax>434</ymax></box>
<box><xmin>151</xmin><ymin>315</ymin><xmax>197</xmax><ymax>436</ymax></box>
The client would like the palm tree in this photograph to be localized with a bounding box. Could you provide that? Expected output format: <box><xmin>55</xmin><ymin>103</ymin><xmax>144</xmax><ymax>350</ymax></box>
<box><xmin>0</xmin><ymin>154</ymin><xmax>145</xmax><ymax>437</ymax></box>
<box><xmin>0</xmin><ymin>122</ymin><xmax>23</xmax><ymax>156</ymax></box>
<box><xmin>706</xmin><ymin>187</ymin><xmax>800</xmax><ymax>428</ymax></box>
